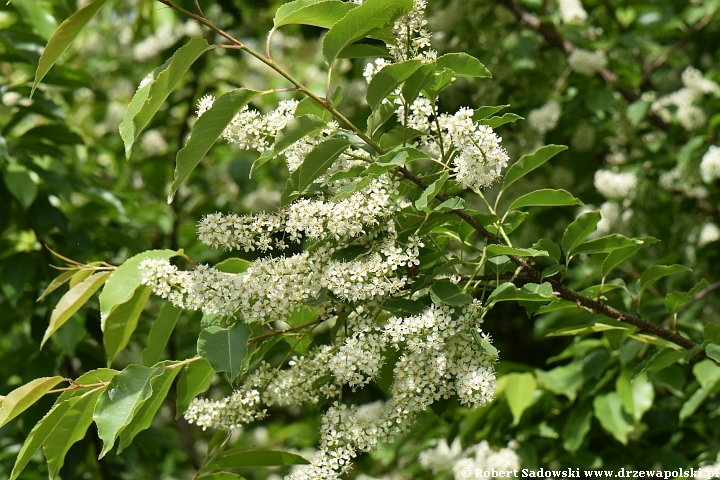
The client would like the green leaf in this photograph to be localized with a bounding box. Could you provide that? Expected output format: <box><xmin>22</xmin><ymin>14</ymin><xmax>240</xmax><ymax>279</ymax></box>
<box><xmin>472</xmin><ymin>105</ymin><xmax>509</xmax><ymax>122</ymax></box>
<box><xmin>679</xmin><ymin>385</ymin><xmax>714</xmax><ymax>422</ymax></box>
<box><xmin>572</xmin><ymin>234</ymin><xmax>639</xmax><ymax>256</ymax></box>
<box><xmin>706</xmin><ymin>344</ymin><xmax>720</xmax><ymax>363</ymax></box>
<box><xmin>435</xmin><ymin>53</ymin><xmax>491</xmax><ymax>78</ymax></box>
<box><xmin>367</xmin><ymin>60</ymin><xmax>422</xmax><ymax>110</ymax></box>
<box><xmin>57</xmin><ymin>368</ymin><xmax>118</xmax><ymax>403</ymax></box>
<box><xmin>198</xmin><ymin>473</ymin><xmax>245</xmax><ymax>480</ymax></box>
<box><xmin>120</xmin><ymin>38</ymin><xmax>210</xmax><ymax>158</ymax></box>
<box><xmin>42</xmin><ymin>272</ymin><xmax>111</xmax><ymax>347</ymax></box>
<box><xmin>176</xmin><ymin>358</ymin><xmax>215</xmax><ymax>418</ymax></box>
<box><xmin>295</xmin><ymin>97</ymin><xmax>334</xmax><ymax>122</ymax></box>
<box><xmin>602</xmin><ymin>245</ymin><xmax>642</xmax><ymax>277</ymax></box>
<box><xmin>37</xmin><ymin>269</ymin><xmax>77</xmax><ymax>302</ymax></box>
<box><xmin>169</xmin><ymin>89</ymin><xmax>261</xmax><ymax>202</ymax></box>
<box><xmin>331</xmin><ymin>175</ymin><xmax>374</xmax><ymax>201</ymax></box>
<box><xmin>533</xmin><ymin>239</ymin><xmax>561</xmax><ymax>263</ymax></box>
<box><xmin>104</xmin><ymin>286</ymin><xmax>151</xmax><ymax>363</ymax></box>
<box><xmin>31</xmin><ymin>0</ymin><xmax>111</xmax><ymax>96</ymax></box>
<box><xmin>3</xmin><ymin>163</ymin><xmax>38</xmax><ymax>210</ymax></box>
<box><xmin>11</xmin><ymin>0</ymin><xmax>58</xmax><ymax>40</ymax></box>
<box><xmin>507</xmin><ymin>189</ymin><xmax>583</xmax><ymax>211</ymax></box>
<box><xmin>639</xmin><ymin>264</ymin><xmax>691</xmax><ymax>296</ymax></box>
<box><xmin>535</xmin><ymin>363</ymin><xmax>583</xmax><ymax>401</ymax></box>
<box><xmin>502</xmin><ymin>145</ymin><xmax>567</xmax><ymax>190</ymax></box>
<box><xmin>488</xmin><ymin>282</ymin><xmax>557</xmax><ymax>304</ymax></box>
<box><xmin>593</xmin><ymin>392</ymin><xmax>634</xmax><ymax>445</ymax></box>
<box><xmin>562</xmin><ymin>211</ymin><xmax>601</xmax><ymax>258</ymax></box>
<box><xmin>208</xmin><ymin>450</ymin><xmax>310</xmax><ymax>469</ymax></box>
<box><xmin>10</xmin><ymin>390</ymin><xmax>100</xmax><ymax>480</ymax></box>
<box><xmin>141</xmin><ymin>304</ymin><xmax>182</xmax><ymax>367</ymax></box>
<box><xmin>626</xmin><ymin>100</ymin><xmax>650</xmax><ymax>126</ymax></box>
<box><xmin>197</xmin><ymin>324</ymin><xmax>251</xmax><ymax>382</ymax></box>
<box><xmin>93</xmin><ymin>364</ymin><xmax>165</xmax><ymax>458</ymax></box>
<box><xmin>562</xmin><ymin>400</ymin><xmax>592</xmax><ymax>453</ymax></box>
<box><xmin>117</xmin><ymin>365</ymin><xmax>182</xmax><ymax>452</ymax></box>
<box><xmin>293</xmin><ymin>137</ymin><xmax>352</xmax><ymax>194</ymax></box>
<box><xmin>664</xmin><ymin>279</ymin><xmax>710</xmax><ymax>316</ymax></box>
<box><xmin>503</xmin><ymin>372</ymin><xmax>537</xmax><ymax>426</ymax></box>
<box><xmin>430</xmin><ymin>281</ymin><xmax>473</xmax><ymax>306</ymax></box>
<box><xmin>704</xmin><ymin>324</ymin><xmax>720</xmax><ymax>344</ymax></box>
<box><xmin>338</xmin><ymin>43</ymin><xmax>391</xmax><ymax>59</ymax></box>
<box><xmin>401</xmin><ymin>63</ymin><xmax>437</xmax><ymax>105</ymax></box>
<box><xmin>632</xmin><ymin>348</ymin><xmax>684</xmax><ymax>380</ymax></box>
<box><xmin>616</xmin><ymin>369</ymin><xmax>653</xmax><ymax>423</ymax></box>
<box><xmin>250</xmin><ymin>115</ymin><xmax>328</xmax><ymax>176</ymax></box>
<box><xmin>485</xmin><ymin>245</ymin><xmax>548</xmax><ymax>258</ymax></box>
<box><xmin>0</xmin><ymin>376</ymin><xmax>64</xmax><ymax>428</ymax></box>
<box><xmin>361</xmin><ymin>149</ymin><xmax>410</xmax><ymax>176</ymax></box>
<box><xmin>322</xmin><ymin>0</ymin><xmax>412</xmax><ymax>66</ymax></box>
<box><xmin>99</xmin><ymin>249</ymin><xmax>176</xmax><ymax>325</ymax></box>
<box><xmin>415</xmin><ymin>171</ymin><xmax>448</xmax><ymax>210</ymax></box>
<box><xmin>141</xmin><ymin>304</ymin><xmax>181</xmax><ymax>367</ymax></box>
<box><xmin>214</xmin><ymin>258</ymin><xmax>252</xmax><ymax>274</ymax></box>
<box><xmin>479</xmin><ymin>113</ymin><xmax>523</xmax><ymax>128</ymax></box>
<box><xmin>434</xmin><ymin>197</ymin><xmax>465</xmax><ymax>212</ymax></box>
<box><xmin>679</xmin><ymin>360</ymin><xmax>720</xmax><ymax>421</ymax></box>
<box><xmin>273</xmin><ymin>0</ymin><xmax>356</xmax><ymax>29</ymax></box>
<box><xmin>548</xmin><ymin>322</ymin><xmax>632</xmax><ymax>337</ymax></box>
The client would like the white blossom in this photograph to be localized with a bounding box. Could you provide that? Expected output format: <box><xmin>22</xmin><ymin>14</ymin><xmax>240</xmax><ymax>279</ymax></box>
<box><xmin>568</xmin><ymin>49</ymin><xmax>607</xmax><ymax>76</ymax></box>
<box><xmin>698</xmin><ymin>223</ymin><xmax>720</xmax><ymax>248</ymax></box>
<box><xmin>528</xmin><ymin>100</ymin><xmax>562</xmax><ymax>135</ymax></box>
<box><xmin>700</xmin><ymin>146</ymin><xmax>720</xmax><ymax>183</ymax></box>
<box><xmin>558</xmin><ymin>0</ymin><xmax>587</xmax><ymax>24</ymax></box>
<box><xmin>593</xmin><ymin>170</ymin><xmax>637</xmax><ymax>200</ymax></box>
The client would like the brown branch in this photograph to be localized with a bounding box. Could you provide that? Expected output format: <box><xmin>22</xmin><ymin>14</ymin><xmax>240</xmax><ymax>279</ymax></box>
<box><xmin>495</xmin><ymin>0</ymin><xmax>670</xmax><ymax>131</ymax></box>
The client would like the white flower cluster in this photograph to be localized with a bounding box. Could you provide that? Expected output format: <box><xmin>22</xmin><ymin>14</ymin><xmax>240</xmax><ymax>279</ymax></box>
<box><xmin>527</xmin><ymin>100</ymin><xmax>562</xmax><ymax>135</ymax></box>
<box><xmin>659</xmin><ymin>167</ymin><xmax>708</xmax><ymax>199</ymax></box>
<box><xmin>195</xmin><ymin>95</ymin><xmax>340</xmax><ymax>172</ymax></box>
<box><xmin>439</xmin><ymin>108</ymin><xmax>510</xmax><ymax>190</ymax></box>
<box><xmin>695</xmin><ymin>464</ymin><xmax>720</xmax><ymax>479</ymax></box>
<box><xmin>141</xmin><ymin>227</ymin><xmax>420</xmax><ymax>320</ymax></box>
<box><xmin>700</xmin><ymin>146</ymin><xmax>720</xmax><ymax>183</ymax></box>
<box><xmin>419</xmin><ymin>439</ymin><xmax>520</xmax><ymax>479</ymax></box>
<box><xmin>133</xmin><ymin>21</ymin><xmax>204</xmax><ymax>62</ymax></box>
<box><xmin>558</xmin><ymin>0</ymin><xmax>588</xmax><ymax>25</ymax></box>
<box><xmin>698</xmin><ymin>223</ymin><xmax>720</xmax><ymax>248</ymax></box>
<box><xmin>568</xmin><ymin>49</ymin><xmax>607</xmax><ymax>76</ymax></box>
<box><xmin>197</xmin><ymin>176</ymin><xmax>396</xmax><ymax>251</ymax></box>
<box><xmin>184</xmin><ymin>301</ymin><xmax>496</xmax><ymax>480</ymax></box>
<box><xmin>388</xmin><ymin>0</ymin><xmax>437</xmax><ymax>64</ymax></box>
<box><xmin>593</xmin><ymin>169</ymin><xmax>637</xmax><ymax>200</ymax></box>
<box><xmin>651</xmin><ymin>67</ymin><xmax>719</xmax><ymax>131</ymax></box>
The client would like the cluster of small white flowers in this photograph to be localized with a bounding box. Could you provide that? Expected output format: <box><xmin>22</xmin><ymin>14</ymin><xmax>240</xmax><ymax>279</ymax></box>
<box><xmin>139</xmin><ymin>129</ymin><xmax>168</xmax><ymax>156</ymax></box>
<box><xmin>198</xmin><ymin>175</ymin><xmax>396</xmax><ymax>250</ymax></box>
<box><xmin>568</xmin><ymin>49</ymin><xmax>607</xmax><ymax>76</ymax></box>
<box><xmin>363</xmin><ymin>58</ymin><xmax>392</xmax><ymax>83</ymax></box>
<box><xmin>388</xmin><ymin>0</ymin><xmax>437</xmax><ymax>64</ymax></box>
<box><xmin>438</xmin><ymin>108</ymin><xmax>510</xmax><ymax>190</ymax></box>
<box><xmin>700</xmin><ymin>146</ymin><xmax>720</xmax><ymax>183</ymax></box>
<box><xmin>659</xmin><ymin>167</ymin><xmax>709</xmax><ymax>199</ymax></box>
<box><xmin>196</xmin><ymin>95</ymin><xmax>341</xmax><ymax>172</ymax></box>
<box><xmin>419</xmin><ymin>438</ymin><xmax>464</xmax><ymax>474</ymax></box>
<box><xmin>698</xmin><ymin>223</ymin><xmax>720</xmax><ymax>248</ymax></box>
<box><xmin>558</xmin><ymin>0</ymin><xmax>588</xmax><ymax>25</ymax></box>
<box><xmin>527</xmin><ymin>100</ymin><xmax>562</xmax><ymax>135</ymax></box>
<box><xmin>593</xmin><ymin>169</ymin><xmax>637</xmax><ymax>200</ymax></box>
<box><xmin>395</xmin><ymin>95</ymin><xmax>435</xmax><ymax>131</ymax></box>
<box><xmin>651</xmin><ymin>67</ymin><xmax>719</xmax><ymax>131</ymax></box>
<box><xmin>452</xmin><ymin>441</ymin><xmax>521</xmax><ymax>479</ymax></box>
<box><xmin>133</xmin><ymin>21</ymin><xmax>203</xmax><ymax>62</ymax></box>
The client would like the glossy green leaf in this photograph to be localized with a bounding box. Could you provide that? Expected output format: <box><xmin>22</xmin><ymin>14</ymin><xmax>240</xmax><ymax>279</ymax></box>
<box><xmin>3</xmin><ymin>163</ymin><xmax>38</xmax><ymax>210</ymax></box>
<box><xmin>99</xmin><ymin>250</ymin><xmax>176</xmax><ymax>325</ymax></box>
<box><xmin>679</xmin><ymin>385</ymin><xmax>714</xmax><ymax>422</ymax></box>
<box><xmin>533</xmin><ymin>239</ymin><xmax>561</xmax><ymax>264</ymax></box>
<box><xmin>323</xmin><ymin>0</ymin><xmax>412</xmax><ymax>66</ymax></box>
<box><xmin>294</xmin><ymin>137</ymin><xmax>352</xmax><ymax>194</ymax></box>
<box><xmin>250</xmin><ymin>115</ymin><xmax>328</xmax><ymax>176</ymax></box>
<box><xmin>472</xmin><ymin>105</ymin><xmax>509</xmax><ymax>122</ymax></box>
<box><xmin>572</xmin><ymin>234</ymin><xmax>639</xmax><ymax>256</ymax></box>
<box><xmin>535</xmin><ymin>363</ymin><xmax>583</xmax><ymax>401</ymax></box>
<box><xmin>142</xmin><ymin>303</ymin><xmax>182</xmax><ymax>367</ymax></box>
<box><xmin>435</xmin><ymin>53</ymin><xmax>491</xmax><ymax>78</ymax></box>
<box><xmin>504</xmin><ymin>372</ymin><xmax>537</xmax><ymax>426</ymax></box>
<box><xmin>480</xmin><ymin>113</ymin><xmax>523</xmax><ymax>128</ymax></box>
<box><xmin>548</xmin><ymin>322</ymin><xmax>632</xmax><ymax>337</ymax></box>
<box><xmin>170</xmin><ymin>89</ymin><xmax>260</xmax><ymax>202</ymax></box>
<box><xmin>507</xmin><ymin>189</ymin><xmax>583</xmax><ymax>211</ymax></box>
<box><xmin>42</xmin><ymin>272</ymin><xmax>111</xmax><ymax>347</ymax></box>
<box><xmin>208</xmin><ymin>450</ymin><xmax>310</xmax><ymax>469</ymax></box>
<box><xmin>361</xmin><ymin>149</ymin><xmax>409</xmax><ymax>177</ymax></box>
<box><xmin>593</xmin><ymin>392</ymin><xmax>634</xmax><ymax>444</ymax></box>
<box><xmin>434</xmin><ymin>197</ymin><xmax>465</xmax><ymax>212</ymax></box>
<box><xmin>401</xmin><ymin>63</ymin><xmax>437</xmax><ymax>105</ymax></box>
<box><xmin>602</xmin><ymin>245</ymin><xmax>642</xmax><ymax>277</ymax></box>
<box><xmin>488</xmin><ymin>282</ymin><xmax>557</xmax><ymax>304</ymax></box>
<box><xmin>331</xmin><ymin>175</ymin><xmax>375</xmax><ymax>202</ymax></box>
<box><xmin>32</xmin><ymin>0</ymin><xmax>111</xmax><ymax>96</ymax></box>
<box><xmin>562</xmin><ymin>211</ymin><xmax>601</xmax><ymax>257</ymax></box>
<box><xmin>703</xmin><ymin>324</ymin><xmax>720</xmax><ymax>344</ymax></box>
<box><xmin>616</xmin><ymin>369</ymin><xmax>653</xmax><ymax>423</ymax></box>
<box><xmin>415</xmin><ymin>172</ymin><xmax>448</xmax><ymax>210</ymax></box>
<box><xmin>57</xmin><ymin>368</ymin><xmax>118</xmax><ymax>403</ymax></box>
<box><xmin>273</xmin><ymin>0</ymin><xmax>356</xmax><ymax>29</ymax></box>
<box><xmin>0</xmin><ymin>376</ymin><xmax>64</xmax><ymax>428</ymax></box>
<box><xmin>706</xmin><ymin>344</ymin><xmax>720</xmax><ymax>363</ymax></box>
<box><xmin>37</xmin><ymin>269</ymin><xmax>77</xmax><ymax>302</ymax></box>
<box><xmin>664</xmin><ymin>279</ymin><xmax>709</xmax><ymax>316</ymax></box>
<box><xmin>198</xmin><ymin>324</ymin><xmax>251</xmax><ymax>382</ymax></box>
<box><xmin>367</xmin><ymin>60</ymin><xmax>422</xmax><ymax>110</ymax></box>
<box><xmin>120</xmin><ymin>38</ymin><xmax>210</xmax><ymax>158</ymax></box>
<box><xmin>176</xmin><ymin>358</ymin><xmax>215</xmax><ymax>418</ymax></box>
<box><xmin>562</xmin><ymin>400</ymin><xmax>592</xmax><ymax>453</ymax></box>
<box><xmin>430</xmin><ymin>281</ymin><xmax>473</xmax><ymax>306</ymax></box>
<box><xmin>10</xmin><ymin>390</ymin><xmax>99</xmax><ymax>480</ymax></box>
<box><xmin>103</xmin><ymin>286</ymin><xmax>151</xmax><ymax>363</ymax></box>
<box><xmin>502</xmin><ymin>145</ymin><xmax>567</xmax><ymax>190</ymax></box>
<box><xmin>485</xmin><ymin>245</ymin><xmax>548</xmax><ymax>258</ymax></box>
<box><xmin>214</xmin><ymin>258</ymin><xmax>252</xmax><ymax>274</ymax></box>
<box><xmin>338</xmin><ymin>43</ymin><xmax>391</xmax><ymax>59</ymax></box>
<box><xmin>94</xmin><ymin>364</ymin><xmax>165</xmax><ymax>458</ymax></box>
<box><xmin>639</xmin><ymin>264</ymin><xmax>691</xmax><ymax>296</ymax></box>
<box><xmin>632</xmin><ymin>348</ymin><xmax>684</xmax><ymax>380</ymax></box>
<box><xmin>12</xmin><ymin>0</ymin><xmax>58</xmax><ymax>40</ymax></box>
<box><xmin>117</xmin><ymin>364</ymin><xmax>181</xmax><ymax>452</ymax></box>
